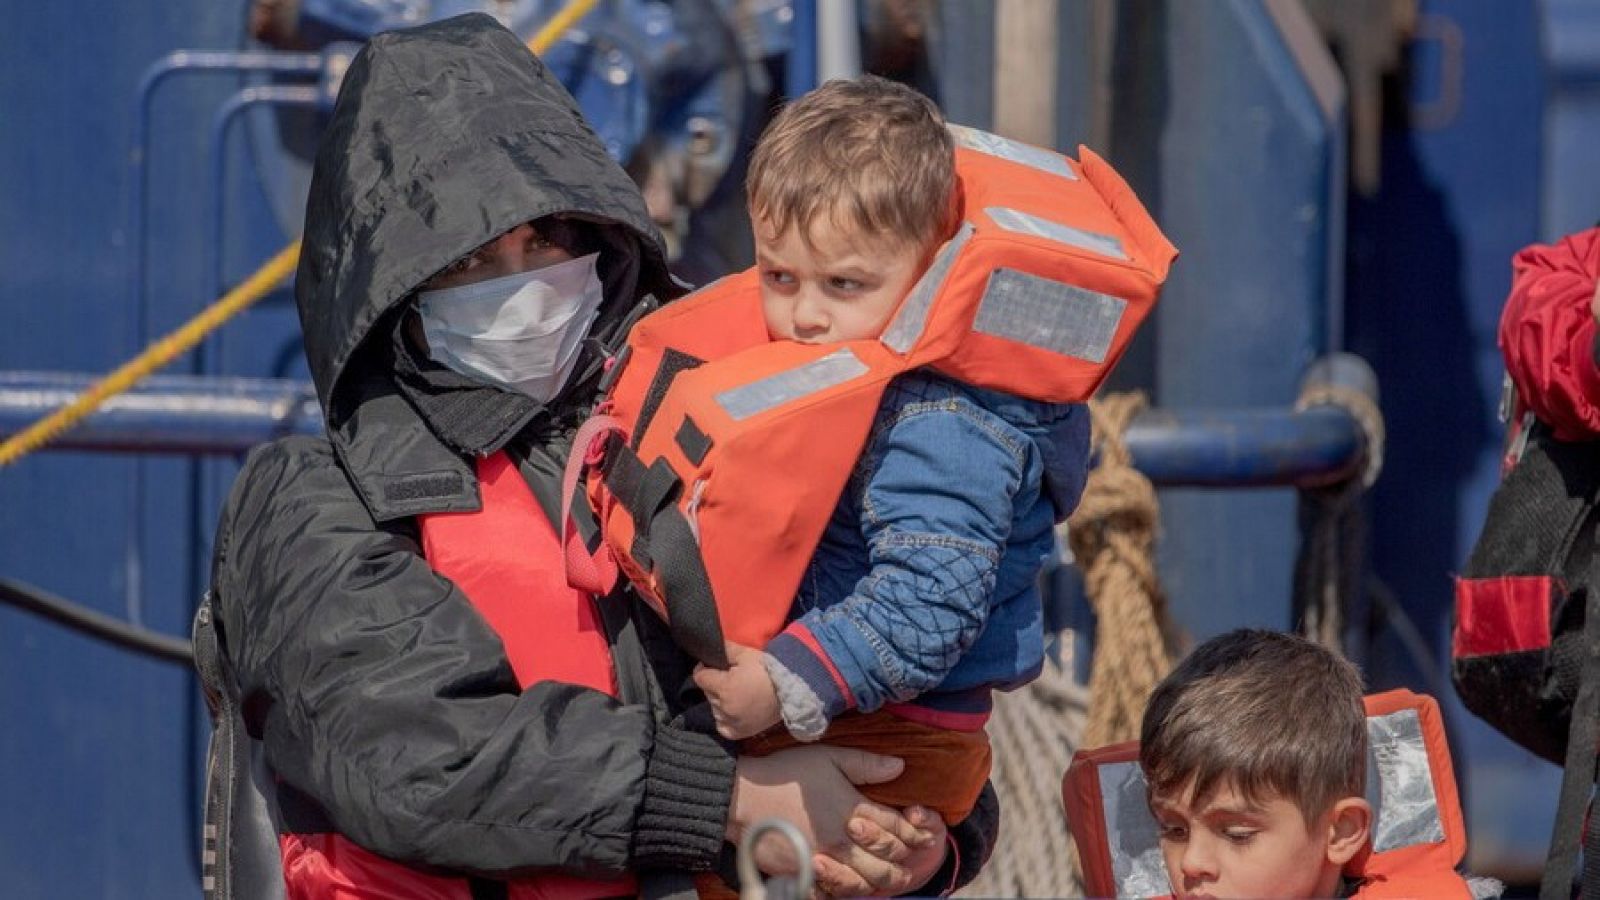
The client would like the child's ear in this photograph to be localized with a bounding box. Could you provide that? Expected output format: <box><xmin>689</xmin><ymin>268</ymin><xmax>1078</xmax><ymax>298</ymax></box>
<box><xmin>1324</xmin><ymin>797</ymin><xmax>1373</xmax><ymax>867</ymax></box>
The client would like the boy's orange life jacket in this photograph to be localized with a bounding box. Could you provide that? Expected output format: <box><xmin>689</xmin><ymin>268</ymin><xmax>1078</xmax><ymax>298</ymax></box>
<box><xmin>277</xmin><ymin>453</ymin><xmax>632</xmax><ymax>900</ymax></box>
<box><xmin>1061</xmin><ymin>690</ymin><xmax>1474</xmax><ymax>900</ymax></box>
<box><xmin>567</xmin><ymin>126</ymin><xmax>1178</xmax><ymax>668</ymax></box>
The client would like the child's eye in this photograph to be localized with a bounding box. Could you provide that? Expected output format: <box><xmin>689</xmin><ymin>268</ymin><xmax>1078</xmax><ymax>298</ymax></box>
<box><xmin>1157</xmin><ymin>824</ymin><xmax>1188</xmax><ymax>843</ymax></box>
<box><xmin>764</xmin><ymin>270</ymin><xmax>795</xmax><ymax>287</ymax></box>
<box><xmin>1222</xmin><ymin>828</ymin><xmax>1258</xmax><ymax>845</ymax></box>
<box><xmin>828</xmin><ymin>277</ymin><xmax>863</xmax><ymax>292</ymax></box>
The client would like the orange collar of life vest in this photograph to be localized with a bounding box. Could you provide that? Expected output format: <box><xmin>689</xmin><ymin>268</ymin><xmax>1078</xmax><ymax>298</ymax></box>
<box><xmin>571</xmin><ymin>125</ymin><xmax>1178</xmax><ymax>669</ymax></box>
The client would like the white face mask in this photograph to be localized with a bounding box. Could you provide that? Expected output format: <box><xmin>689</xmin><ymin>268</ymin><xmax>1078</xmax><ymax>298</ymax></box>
<box><xmin>416</xmin><ymin>252</ymin><xmax>605</xmax><ymax>403</ymax></box>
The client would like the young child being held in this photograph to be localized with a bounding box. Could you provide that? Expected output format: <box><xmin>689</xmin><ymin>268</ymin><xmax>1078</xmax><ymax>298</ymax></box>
<box><xmin>691</xmin><ymin>75</ymin><xmax>1091</xmax><ymax>828</ymax></box>
<box><xmin>1140</xmin><ymin>629</ymin><xmax>1373</xmax><ymax>899</ymax></box>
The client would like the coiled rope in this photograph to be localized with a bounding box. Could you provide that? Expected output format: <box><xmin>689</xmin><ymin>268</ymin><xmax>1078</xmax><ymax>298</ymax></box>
<box><xmin>0</xmin><ymin>0</ymin><xmax>598</xmax><ymax>467</ymax></box>
<box><xmin>957</xmin><ymin>634</ymin><xmax>1089</xmax><ymax>899</ymax></box>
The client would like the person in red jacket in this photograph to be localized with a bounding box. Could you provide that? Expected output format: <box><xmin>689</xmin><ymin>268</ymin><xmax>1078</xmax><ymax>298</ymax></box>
<box><xmin>1498</xmin><ymin>227</ymin><xmax>1600</xmax><ymax>442</ymax></box>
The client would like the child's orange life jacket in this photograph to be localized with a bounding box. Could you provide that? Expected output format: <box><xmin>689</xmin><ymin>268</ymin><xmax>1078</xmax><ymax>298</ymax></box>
<box><xmin>1061</xmin><ymin>689</ymin><xmax>1475</xmax><ymax>899</ymax></box>
<box><xmin>567</xmin><ymin>126</ymin><xmax>1177</xmax><ymax>668</ymax></box>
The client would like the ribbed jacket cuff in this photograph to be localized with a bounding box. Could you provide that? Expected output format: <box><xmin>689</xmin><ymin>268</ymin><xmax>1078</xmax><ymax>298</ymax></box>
<box><xmin>768</xmin><ymin>627</ymin><xmax>852</xmax><ymax>721</ymax></box>
<box><xmin>763</xmin><ymin>652</ymin><xmax>829</xmax><ymax>741</ymax></box>
<box><xmin>633</xmin><ymin>724</ymin><xmax>736</xmax><ymax>870</ymax></box>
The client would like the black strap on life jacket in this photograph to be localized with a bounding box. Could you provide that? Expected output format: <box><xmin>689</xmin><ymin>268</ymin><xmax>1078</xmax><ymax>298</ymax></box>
<box><xmin>1540</xmin><ymin>540</ymin><xmax>1600</xmax><ymax>900</ymax></box>
<box><xmin>600</xmin><ymin>436</ymin><xmax>727</xmax><ymax>669</ymax></box>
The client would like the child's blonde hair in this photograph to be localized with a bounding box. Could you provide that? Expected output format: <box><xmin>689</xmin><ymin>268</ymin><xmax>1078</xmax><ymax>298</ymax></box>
<box><xmin>1139</xmin><ymin>629</ymin><xmax>1367</xmax><ymax>824</ymax></box>
<box><xmin>746</xmin><ymin>75</ymin><xmax>956</xmax><ymax>253</ymax></box>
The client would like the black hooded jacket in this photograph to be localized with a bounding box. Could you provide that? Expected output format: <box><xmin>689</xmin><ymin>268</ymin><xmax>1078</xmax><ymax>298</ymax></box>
<box><xmin>205</xmin><ymin>12</ymin><xmax>995</xmax><ymax>889</ymax></box>
<box><xmin>208</xmin><ymin>14</ymin><xmax>730</xmax><ymax>878</ymax></box>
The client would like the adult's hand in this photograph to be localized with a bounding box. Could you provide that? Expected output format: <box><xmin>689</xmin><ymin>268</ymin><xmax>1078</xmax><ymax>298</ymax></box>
<box><xmin>814</xmin><ymin>803</ymin><xmax>949</xmax><ymax>897</ymax></box>
<box><xmin>728</xmin><ymin>746</ymin><xmax>903</xmax><ymax>874</ymax></box>
<box><xmin>728</xmin><ymin>746</ymin><xmax>951</xmax><ymax>896</ymax></box>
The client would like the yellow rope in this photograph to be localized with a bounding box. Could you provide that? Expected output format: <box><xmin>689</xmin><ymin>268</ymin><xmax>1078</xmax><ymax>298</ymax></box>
<box><xmin>528</xmin><ymin>0</ymin><xmax>599</xmax><ymax>54</ymax></box>
<box><xmin>0</xmin><ymin>0</ymin><xmax>597</xmax><ymax>468</ymax></box>
<box><xmin>1065</xmin><ymin>392</ymin><xmax>1177</xmax><ymax>748</ymax></box>
<box><xmin>0</xmin><ymin>243</ymin><xmax>301</xmax><ymax>466</ymax></box>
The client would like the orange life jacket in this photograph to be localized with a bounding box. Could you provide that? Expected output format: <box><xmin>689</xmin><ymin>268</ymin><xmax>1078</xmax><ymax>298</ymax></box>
<box><xmin>278</xmin><ymin>452</ymin><xmax>633</xmax><ymax>900</ymax></box>
<box><xmin>1061</xmin><ymin>690</ymin><xmax>1474</xmax><ymax>899</ymax></box>
<box><xmin>568</xmin><ymin>127</ymin><xmax>1177</xmax><ymax>667</ymax></box>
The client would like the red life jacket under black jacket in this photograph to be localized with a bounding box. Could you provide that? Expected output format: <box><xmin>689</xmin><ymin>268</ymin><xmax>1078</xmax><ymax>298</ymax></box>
<box><xmin>276</xmin><ymin>452</ymin><xmax>634</xmax><ymax>900</ymax></box>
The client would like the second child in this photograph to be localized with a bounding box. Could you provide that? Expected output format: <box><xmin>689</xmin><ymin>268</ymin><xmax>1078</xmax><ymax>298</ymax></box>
<box><xmin>1139</xmin><ymin>630</ymin><xmax>1373</xmax><ymax>898</ymax></box>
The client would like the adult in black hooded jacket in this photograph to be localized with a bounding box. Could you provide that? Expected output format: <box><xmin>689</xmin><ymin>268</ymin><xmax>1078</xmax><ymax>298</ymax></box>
<box><xmin>201</xmin><ymin>12</ymin><xmax>997</xmax><ymax>897</ymax></box>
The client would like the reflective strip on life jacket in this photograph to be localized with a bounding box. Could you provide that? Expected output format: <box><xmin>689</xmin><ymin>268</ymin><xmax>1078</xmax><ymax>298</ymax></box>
<box><xmin>879</xmin><ymin>223</ymin><xmax>975</xmax><ymax>353</ymax></box>
<box><xmin>984</xmin><ymin>206</ymin><xmax>1127</xmax><ymax>260</ymax></box>
<box><xmin>971</xmin><ymin>269</ymin><xmax>1126</xmax><ymax>364</ymax></box>
<box><xmin>714</xmin><ymin>347</ymin><xmax>871</xmax><ymax>421</ymax></box>
<box><xmin>949</xmin><ymin>123</ymin><xmax>1078</xmax><ymax>180</ymax></box>
<box><xmin>279</xmin><ymin>452</ymin><xmax>633</xmax><ymax>900</ymax></box>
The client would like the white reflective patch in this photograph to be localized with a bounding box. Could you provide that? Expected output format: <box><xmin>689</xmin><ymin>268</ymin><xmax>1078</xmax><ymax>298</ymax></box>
<box><xmin>987</xmin><ymin>206</ymin><xmax>1128</xmax><ymax>260</ymax></box>
<box><xmin>949</xmin><ymin>123</ymin><xmax>1077</xmax><ymax>179</ymax></box>
<box><xmin>1097</xmin><ymin>761</ymin><xmax>1170</xmax><ymax>898</ymax></box>
<box><xmin>973</xmin><ymin>269</ymin><xmax>1127</xmax><ymax>363</ymax></box>
<box><xmin>1366</xmin><ymin>709</ymin><xmax>1446</xmax><ymax>853</ymax></box>
<box><xmin>880</xmin><ymin>223</ymin><xmax>974</xmax><ymax>353</ymax></box>
<box><xmin>715</xmin><ymin>348</ymin><xmax>870</xmax><ymax>421</ymax></box>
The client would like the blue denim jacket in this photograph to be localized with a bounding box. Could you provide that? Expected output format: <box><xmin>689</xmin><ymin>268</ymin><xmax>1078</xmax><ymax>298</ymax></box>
<box><xmin>765</xmin><ymin>370</ymin><xmax>1090</xmax><ymax>738</ymax></box>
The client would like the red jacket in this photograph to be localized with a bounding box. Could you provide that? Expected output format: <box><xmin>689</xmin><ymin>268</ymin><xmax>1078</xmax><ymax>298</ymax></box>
<box><xmin>1499</xmin><ymin>227</ymin><xmax>1600</xmax><ymax>440</ymax></box>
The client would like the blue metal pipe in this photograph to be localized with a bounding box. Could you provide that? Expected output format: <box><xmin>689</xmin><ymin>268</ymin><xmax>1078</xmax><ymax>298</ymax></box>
<box><xmin>203</xmin><ymin>84</ymin><xmax>321</xmax><ymax>370</ymax></box>
<box><xmin>784</xmin><ymin>0</ymin><xmax>817</xmax><ymax>95</ymax></box>
<box><xmin>0</xmin><ymin>353</ymin><xmax>1379</xmax><ymax>488</ymax></box>
<box><xmin>1122</xmin><ymin>405</ymin><xmax>1361</xmax><ymax>488</ymax></box>
<box><xmin>0</xmin><ymin>372</ymin><xmax>322</xmax><ymax>456</ymax></box>
<box><xmin>129</xmin><ymin>51</ymin><xmax>324</xmax><ymax>346</ymax></box>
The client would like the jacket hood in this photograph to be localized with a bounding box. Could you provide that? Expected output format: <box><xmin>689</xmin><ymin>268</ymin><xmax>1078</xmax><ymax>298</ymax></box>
<box><xmin>963</xmin><ymin>382</ymin><xmax>1091</xmax><ymax>518</ymax></box>
<box><xmin>294</xmin><ymin>12</ymin><xmax>676</xmax><ymax>436</ymax></box>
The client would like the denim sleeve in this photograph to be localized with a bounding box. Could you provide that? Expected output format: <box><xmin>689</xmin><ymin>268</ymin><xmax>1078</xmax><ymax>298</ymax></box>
<box><xmin>766</xmin><ymin>398</ymin><xmax>1028</xmax><ymax>725</ymax></box>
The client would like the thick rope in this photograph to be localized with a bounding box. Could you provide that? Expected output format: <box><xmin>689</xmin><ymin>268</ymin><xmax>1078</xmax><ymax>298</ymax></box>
<box><xmin>1292</xmin><ymin>381</ymin><xmax>1385</xmax><ymax>650</ymax></box>
<box><xmin>1068</xmin><ymin>392</ymin><xmax>1175</xmax><ymax>749</ymax></box>
<box><xmin>0</xmin><ymin>0</ymin><xmax>596</xmax><ymax>468</ymax></box>
<box><xmin>957</xmin><ymin>634</ymin><xmax>1089</xmax><ymax>898</ymax></box>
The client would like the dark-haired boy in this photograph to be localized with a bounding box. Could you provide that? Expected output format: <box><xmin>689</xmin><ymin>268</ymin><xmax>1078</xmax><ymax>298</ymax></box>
<box><xmin>1140</xmin><ymin>629</ymin><xmax>1372</xmax><ymax>899</ymax></box>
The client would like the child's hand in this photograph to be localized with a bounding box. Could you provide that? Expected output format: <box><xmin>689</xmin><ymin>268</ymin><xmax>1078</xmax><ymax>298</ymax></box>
<box><xmin>693</xmin><ymin>642</ymin><xmax>782</xmax><ymax>740</ymax></box>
